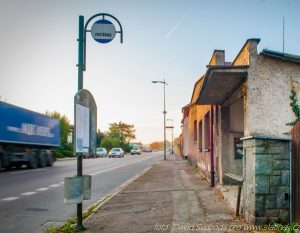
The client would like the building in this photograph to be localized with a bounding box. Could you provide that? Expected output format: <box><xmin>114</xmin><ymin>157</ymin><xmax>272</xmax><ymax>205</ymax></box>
<box><xmin>182</xmin><ymin>38</ymin><xmax>300</xmax><ymax>224</ymax></box>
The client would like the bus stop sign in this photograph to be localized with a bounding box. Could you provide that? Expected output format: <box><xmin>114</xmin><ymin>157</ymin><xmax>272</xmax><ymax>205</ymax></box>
<box><xmin>91</xmin><ymin>19</ymin><xmax>116</xmax><ymax>43</ymax></box>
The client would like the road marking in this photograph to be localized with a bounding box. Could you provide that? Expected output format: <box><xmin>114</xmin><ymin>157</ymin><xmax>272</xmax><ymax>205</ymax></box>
<box><xmin>49</xmin><ymin>184</ymin><xmax>60</xmax><ymax>188</ymax></box>
<box><xmin>9</xmin><ymin>168</ymin><xmax>48</xmax><ymax>175</ymax></box>
<box><xmin>91</xmin><ymin>154</ymin><xmax>159</xmax><ymax>175</ymax></box>
<box><xmin>21</xmin><ymin>192</ymin><xmax>36</xmax><ymax>196</ymax></box>
<box><xmin>1</xmin><ymin>197</ymin><xmax>19</xmax><ymax>201</ymax></box>
<box><xmin>36</xmin><ymin>188</ymin><xmax>50</xmax><ymax>191</ymax></box>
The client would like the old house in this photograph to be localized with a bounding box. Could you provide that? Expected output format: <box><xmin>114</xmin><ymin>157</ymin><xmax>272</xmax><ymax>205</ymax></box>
<box><xmin>181</xmin><ymin>38</ymin><xmax>300</xmax><ymax>224</ymax></box>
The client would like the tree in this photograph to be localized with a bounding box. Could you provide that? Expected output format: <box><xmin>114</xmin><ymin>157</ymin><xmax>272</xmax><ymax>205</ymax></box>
<box><xmin>109</xmin><ymin>121</ymin><xmax>136</xmax><ymax>145</ymax></box>
<box><xmin>96</xmin><ymin>129</ymin><xmax>106</xmax><ymax>146</ymax></box>
<box><xmin>100</xmin><ymin>135</ymin><xmax>121</xmax><ymax>151</ymax></box>
<box><xmin>46</xmin><ymin>111</ymin><xmax>71</xmax><ymax>145</ymax></box>
<box><xmin>150</xmin><ymin>141</ymin><xmax>162</xmax><ymax>150</ymax></box>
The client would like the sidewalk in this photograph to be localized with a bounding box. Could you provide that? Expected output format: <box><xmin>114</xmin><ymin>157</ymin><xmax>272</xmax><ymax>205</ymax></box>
<box><xmin>84</xmin><ymin>154</ymin><xmax>248</xmax><ymax>233</ymax></box>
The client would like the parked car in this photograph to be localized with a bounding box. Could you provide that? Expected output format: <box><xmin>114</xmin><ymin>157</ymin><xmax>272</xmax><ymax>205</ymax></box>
<box><xmin>96</xmin><ymin>147</ymin><xmax>107</xmax><ymax>157</ymax></box>
<box><xmin>108</xmin><ymin>148</ymin><xmax>124</xmax><ymax>158</ymax></box>
<box><xmin>131</xmin><ymin>146</ymin><xmax>141</xmax><ymax>155</ymax></box>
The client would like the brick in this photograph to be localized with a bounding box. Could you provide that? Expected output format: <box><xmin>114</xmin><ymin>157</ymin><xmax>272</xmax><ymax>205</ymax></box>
<box><xmin>281</xmin><ymin>170</ymin><xmax>290</xmax><ymax>184</ymax></box>
<box><xmin>277</xmin><ymin>191</ymin><xmax>289</xmax><ymax>209</ymax></box>
<box><xmin>255</xmin><ymin>176</ymin><xmax>270</xmax><ymax>194</ymax></box>
<box><xmin>265</xmin><ymin>209</ymin><xmax>278</xmax><ymax>217</ymax></box>
<box><xmin>267</xmin><ymin>147</ymin><xmax>282</xmax><ymax>154</ymax></box>
<box><xmin>273</xmin><ymin>170</ymin><xmax>281</xmax><ymax>175</ymax></box>
<box><xmin>266</xmin><ymin>195</ymin><xmax>277</xmax><ymax>209</ymax></box>
<box><xmin>255</xmin><ymin>195</ymin><xmax>265</xmax><ymax>216</ymax></box>
<box><xmin>270</xmin><ymin>175</ymin><xmax>281</xmax><ymax>186</ymax></box>
<box><xmin>273</xmin><ymin>160</ymin><xmax>289</xmax><ymax>170</ymax></box>
<box><xmin>255</xmin><ymin>147</ymin><xmax>268</xmax><ymax>154</ymax></box>
<box><xmin>255</xmin><ymin>154</ymin><xmax>273</xmax><ymax>175</ymax></box>
<box><xmin>279</xmin><ymin>210</ymin><xmax>289</xmax><ymax>223</ymax></box>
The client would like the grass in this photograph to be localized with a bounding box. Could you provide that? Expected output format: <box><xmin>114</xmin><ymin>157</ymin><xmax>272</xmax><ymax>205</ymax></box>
<box><xmin>44</xmin><ymin>194</ymin><xmax>111</xmax><ymax>233</ymax></box>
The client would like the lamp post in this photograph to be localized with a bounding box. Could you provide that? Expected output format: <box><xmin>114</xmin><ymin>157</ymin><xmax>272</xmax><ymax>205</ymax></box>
<box><xmin>152</xmin><ymin>79</ymin><xmax>167</xmax><ymax>160</ymax></box>
<box><xmin>167</xmin><ymin>118</ymin><xmax>174</xmax><ymax>155</ymax></box>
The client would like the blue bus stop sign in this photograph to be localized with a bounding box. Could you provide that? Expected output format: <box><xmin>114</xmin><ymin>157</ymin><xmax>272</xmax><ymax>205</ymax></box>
<box><xmin>90</xmin><ymin>19</ymin><xmax>116</xmax><ymax>43</ymax></box>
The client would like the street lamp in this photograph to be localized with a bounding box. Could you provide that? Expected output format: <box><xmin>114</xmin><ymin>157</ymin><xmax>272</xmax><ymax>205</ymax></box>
<box><xmin>167</xmin><ymin>118</ymin><xmax>174</xmax><ymax>155</ymax></box>
<box><xmin>152</xmin><ymin>79</ymin><xmax>167</xmax><ymax>160</ymax></box>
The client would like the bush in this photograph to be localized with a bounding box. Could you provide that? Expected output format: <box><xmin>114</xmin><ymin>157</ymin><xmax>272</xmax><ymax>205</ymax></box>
<box><xmin>54</xmin><ymin>143</ymin><xmax>74</xmax><ymax>158</ymax></box>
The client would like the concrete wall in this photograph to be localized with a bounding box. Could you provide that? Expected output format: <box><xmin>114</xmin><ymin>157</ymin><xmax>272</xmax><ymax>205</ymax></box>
<box><xmin>242</xmin><ymin>138</ymin><xmax>291</xmax><ymax>225</ymax></box>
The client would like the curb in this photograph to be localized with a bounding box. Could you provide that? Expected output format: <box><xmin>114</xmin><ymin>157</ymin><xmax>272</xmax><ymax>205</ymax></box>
<box><xmin>83</xmin><ymin>164</ymin><xmax>154</xmax><ymax>223</ymax></box>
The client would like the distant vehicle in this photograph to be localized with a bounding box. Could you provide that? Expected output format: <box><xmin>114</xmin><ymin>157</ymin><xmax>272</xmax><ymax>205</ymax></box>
<box><xmin>96</xmin><ymin>147</ymin><xmax>107</xmax><ymax>157</ymax></box>
<box><xmin>131</xmin><ymin>147</ymin><xmax>141</xmax><ymax>155</ymax></box>
<box><xmin>0</xmin><ymin>101</ymin><xmax>60</xmax><ymax>169</ymax></box>
<box><xmin>143</xmin><ymin>148</ymin><xmax>152</xmax><ymax>152</ymax></box>
<box><xmin>108</xmin><ymin>148</ymin><xmax>124</xmax><ymax>158</ymax></box>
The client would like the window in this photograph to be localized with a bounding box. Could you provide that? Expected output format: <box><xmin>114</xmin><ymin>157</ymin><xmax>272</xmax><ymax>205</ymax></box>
<box><xmin>199</xmin><ymin>120</ymin><xmax>203</xmax><ymax>151</ymax></box>
<box><xmin>193</xmin><ymin>120</ymin><xmax>197</xmax><ymax>141</ymax></box>
<box><xmin>204</xmin><ymin>112</ymin><xmax>210</xmax><ymax>150</ymax></box>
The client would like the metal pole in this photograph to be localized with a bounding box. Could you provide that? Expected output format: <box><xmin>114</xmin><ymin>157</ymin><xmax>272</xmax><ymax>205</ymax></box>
<box><xmin>172</xmin><ymin>125</ymin><xmax>174</xmax><ymax>154</ymax></box>
<box><xmin>210</xmin><ymin>105</ymin><xmax>215</xmax><ymax>187</ymax></box>
<box><xmin>163</xmin><ymin>79</ymin><xmax>166</xmax><ymax>160</ymax></box>
<box><xmin>76</xmin><ymin>15</ymin><xmax>84</xmax><ymax>230</ymax></box>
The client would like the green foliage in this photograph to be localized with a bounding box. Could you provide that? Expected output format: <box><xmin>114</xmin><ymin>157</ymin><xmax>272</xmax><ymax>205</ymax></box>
<box><xmin>99</xmin><ymin>121</ymin><xmax>136</xmax><ymax>152</ymax></box>
<box><xmin>100</xmin><ymin>135</ymin><xmax>121</xmax><ymax>151</ymax></box>
<box><xmin>46</xmin><ymin>111</ymin><xmax>73</xmax><ymax>158</ymax></box>
<box><xmin>109</xmin><ymin>121</ymin><xmax>136</xmax><ymax>144</ymax></box>
<box><xmin>272</xmin><ymin>222</ymin><xmax>298</xmax><ymax>233</ymax></box>
<box><xmin>46</xmin><ymin>111</ymin><xmax>71</xmax><ymax>144</ymax></box>
<box><xmin>45</xmin><ymin>194</ymin><xmax>111</xmax><ymax>233</ymax></box>
<box><xmin>96</xmin><ymin>129</ymin><xmax>105</xmax><ymax>146</ymax></box>
<box><xmin>54</xmin><ymin>143</ymin><xmax>74</xmax><ymax>158</ymax></box>
<box><xmin>287</xmin><ymin>87</ymin><xmax>300</xmax><ymax>126</ymax></box>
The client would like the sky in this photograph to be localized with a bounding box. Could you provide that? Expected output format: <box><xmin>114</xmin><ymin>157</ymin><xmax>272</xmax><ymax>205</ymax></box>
<box><xmin>0</xmin><ymin>0</ymin><xmax>300</xmax><ymax>144</ymax></box>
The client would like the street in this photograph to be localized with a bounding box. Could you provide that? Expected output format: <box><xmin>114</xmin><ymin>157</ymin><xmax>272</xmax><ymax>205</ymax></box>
<box><xmin>0</xmin><ymin>152</ymin><xmax>161</xmax><ymax>233</ymax></box>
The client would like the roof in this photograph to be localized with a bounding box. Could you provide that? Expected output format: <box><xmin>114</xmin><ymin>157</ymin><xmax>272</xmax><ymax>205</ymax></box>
<box><xmin>261</xmin><ymin>49</ymin><xmax>300</xmax><ymax>64</ymax></box>
<box><xmin>182</xmin><ymin>104</ymin><xmax>190</xmax><ymax>118</ymax></box>
<box><xmin>232</xmin><ymin>38</ymin><xmax>260</xmax><ymax>65</ymax></box>
<box><xmin>196</xmin><ymin>65</ymin><xmax>248</xmax><ymax>105</ymax></box>
<box><xmin>190</xmin><ymin>76</ymin><xmax>204</xmax><ymax>104</ymax></box>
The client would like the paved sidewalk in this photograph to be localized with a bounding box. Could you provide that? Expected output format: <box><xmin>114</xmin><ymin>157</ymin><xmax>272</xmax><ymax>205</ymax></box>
<box><xmin>84</xmin><ymin>154</ymin><xmax>248</xmax><ymax>233</ymax></box>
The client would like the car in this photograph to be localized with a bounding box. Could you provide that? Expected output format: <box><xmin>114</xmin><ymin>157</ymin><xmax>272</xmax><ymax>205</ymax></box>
<box><xmin>96</xmin><ymin>147</ymin><xmax>107</xmax><ymax>157</ymax></box>
<box><xmin>108</xmin><ymin>148</ymin><xmax>124</xmax><ymax>158</ymax></box>
<box><xmin>131</xmin><ymin>146</ymin><xmax>141</xmax><ymax>155</ymax></box>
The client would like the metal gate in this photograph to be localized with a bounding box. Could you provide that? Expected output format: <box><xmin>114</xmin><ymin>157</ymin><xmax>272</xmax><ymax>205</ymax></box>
<box><xmin>292</xmin><ymin>121</ymin><xmax>300</xmax><ymax>223</ymax></box>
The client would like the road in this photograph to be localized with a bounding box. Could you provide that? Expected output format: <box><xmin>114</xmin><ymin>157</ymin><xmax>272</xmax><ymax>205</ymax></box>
<box><xmin>0</xmin><ymin>152</ymin><xmax>162</xmax><ymax>233</ymax></box>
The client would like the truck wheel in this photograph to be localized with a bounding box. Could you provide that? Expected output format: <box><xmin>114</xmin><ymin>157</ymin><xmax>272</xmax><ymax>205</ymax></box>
<box><xmin>28</xmin><ymin>152</ymin><xmax>38</xmax><ymax>169</ymax></box>
<box><xmin>46</xmin><ymin>151</ymin><xmax>54</xmax><ymax>167</ymax></box>
<box><xmin>0</xmin><ymin>151</ymin><xmax>11</xmax><ymax>169</ymax></box>
<box><xmin>38</xmin><ymin>151</ymin><xmax>47</xmax><ymax>168</ymax></box>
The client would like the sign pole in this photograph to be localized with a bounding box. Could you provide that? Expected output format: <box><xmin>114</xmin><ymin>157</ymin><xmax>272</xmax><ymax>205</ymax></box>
<box><xmin>73</xmin><ymin>13</ymin><xmax>122</xmax><ymax>230</ymax></box>
<box><xmin>76</xmin><ymin>15</ymin><xmax>84</xmax><ymax>230</ymax></box>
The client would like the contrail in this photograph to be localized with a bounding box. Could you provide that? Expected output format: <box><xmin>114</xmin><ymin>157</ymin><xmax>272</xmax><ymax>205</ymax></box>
<box><xmin>165</xmin><ymin>12</ymin><xmax>188</xmax><ymax>40</ymax></box>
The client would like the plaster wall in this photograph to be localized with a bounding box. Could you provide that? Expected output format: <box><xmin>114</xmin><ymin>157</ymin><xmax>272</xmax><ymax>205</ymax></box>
<box><xmin>245</xmin><ymin>56</ymin><xmax>300</xmax><ymax>137</ymax></box>
<box><xmin>183</xmin><ymin>117</ymin><xmax>189</xmax><ymax>156</ymax></box>
<box><xmin>188</xmin><ymin>105</ymin><xmax>198</xmax><ymax>156</ymax></box>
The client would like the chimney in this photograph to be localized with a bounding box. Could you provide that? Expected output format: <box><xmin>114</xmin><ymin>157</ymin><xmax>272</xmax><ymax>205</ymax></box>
<box><xmin>209</xmin><ymin>50</ymin><xmax>225</xmax><ymax>66</ymax></box>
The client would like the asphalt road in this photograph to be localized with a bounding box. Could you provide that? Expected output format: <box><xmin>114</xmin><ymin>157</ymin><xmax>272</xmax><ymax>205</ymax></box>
<box><xmin>0</xmin><ymin>152</ymin><xmax>162</xmax><ymax>233</ymax></box>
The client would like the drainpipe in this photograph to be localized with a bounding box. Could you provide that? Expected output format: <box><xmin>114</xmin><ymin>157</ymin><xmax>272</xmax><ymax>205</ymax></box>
<box><xmin>289</xmin><ymin>141</ymin><xmax>292</xmax><ymax>224</ymax></box>
<box><xmin>210</xmin><ymin>105</ymin><xmax>215</xmax><ymax>187</ymax></box>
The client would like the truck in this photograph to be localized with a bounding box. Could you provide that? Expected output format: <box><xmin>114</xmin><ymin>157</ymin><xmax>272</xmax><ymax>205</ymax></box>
<box><xmin>0</xmin><ymin>101</ymin><xmax>60</xmax><ymax>169</ymax></box>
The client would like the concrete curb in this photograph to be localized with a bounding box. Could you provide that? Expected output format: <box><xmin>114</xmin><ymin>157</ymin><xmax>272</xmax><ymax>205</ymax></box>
<box><xmin>83</xmin><ymin>164</ymin><xmax>154</xmax><ymax>223</ymax></box>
